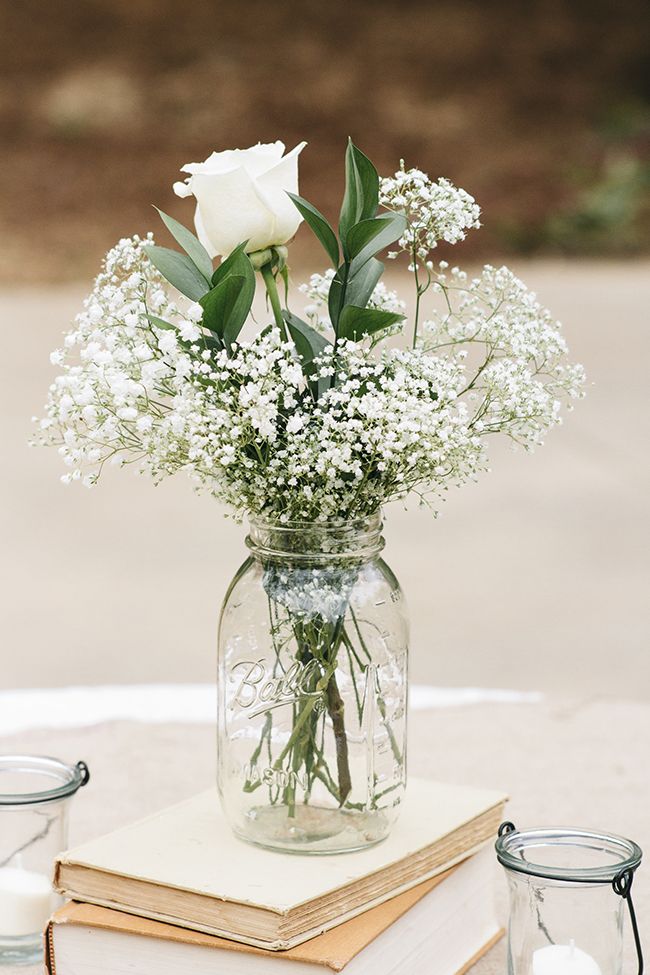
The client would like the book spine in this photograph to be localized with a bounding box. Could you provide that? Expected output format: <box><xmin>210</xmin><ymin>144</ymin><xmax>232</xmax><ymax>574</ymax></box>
<box><xmin>52</xmin><ymin>860</ymin><xmax>63</xmax><ymax>891</ymax></box>
<box><xmin>44</xmin><ymin>921</ymin><xmax>56</xmax><ymax>975</ymax></box>
<box><xmin>456</xmin><ymin>929</ymin><xmax>504</xmax><ymax>975</ymax></box>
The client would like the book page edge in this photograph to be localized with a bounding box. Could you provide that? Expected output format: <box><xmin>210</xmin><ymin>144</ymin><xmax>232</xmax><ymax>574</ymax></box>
<box><xmin>55</xmin><ymin>838</ymin><xmax>495</xmax><ymax>951</ymax></box>
<box><xmin>54</xmin><ymin>795</ymin><xmax>507</xmax><ymax>917</ymax></box>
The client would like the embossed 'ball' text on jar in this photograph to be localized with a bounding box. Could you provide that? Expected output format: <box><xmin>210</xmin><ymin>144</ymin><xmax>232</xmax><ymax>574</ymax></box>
<box><xmin>217</xmin><ymin>514</ymin><xmax>408</xmax><ymax>854</ymax></box>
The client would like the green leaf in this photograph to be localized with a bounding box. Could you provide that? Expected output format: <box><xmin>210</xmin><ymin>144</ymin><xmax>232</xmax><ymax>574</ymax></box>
<box><xmin>327</xmin><ymin>257</ymin><xmax>384</xmax><ymax>330</ymax></box>
<box><xmin>347</xmin><ymin>212</ymin><xmax>407</xmax><ymax>273</ymax></box>
<box><xmin>328</xmin><ymin>270</ymin><xmax>342</xmax><ymax>327</ymax></box>
<box><xmin>283</xmin><ymin>311</ymin><xmax>332</xmax><ymax>399</ymax></box>
<box><xmin>344</xmin><ymin>257</ymin><xmax>384</xmax><ymax>310</ymax></box>
<box><xmin>205</xmin><ymin>242</ymin><xmax>256</xmax><ymax>346</ymax></box>
<box><xmin>154</xmin><ymin>208</ymin><xmax>213</xmax><ymax>282</ymax></box>
<box><xmin>200</xmin><ymin>274</ymin><xmax>246</xmax><ymax>344</ymax></box>
<box><xmin>327</xmin><ymin>264</ymin><xmax>347</xmax><ymax>330</ymax></box>
<box><xmin>339</xmin><ymin>139</ymin><xmax>379</xmax><ymax>251</ymax></box>
<box><xmin>145</xmin><ymin>313</ymin><xmax>175</xmax><ymax>331</ymax></box>
<box><xmin>287</xmin><ymin>193</ymin><xmax>339</xmax><ymax>266</ymax></box>
<box><xmin>211</xmin><ymin>241</ymin><xmax>250</xmax><ymax>287</ymax></box>
<box><xmin>284</xmin><ymin>311</ymin><xmax>330</xmax><ymax>367</ymax></box>
<box><xmin>145</xmin><ymin>246</ymin><xmax>210</xmax><ymax>302</ymax></box>
<box><xmin>337</xmin><ymin>305</ymin><xmax>405</xmax><ymax>342</ymax></box>
<box><xmin>279</xmin><ymin>264</ymin><xmax>290</xmax><ymax>306</ymax></box>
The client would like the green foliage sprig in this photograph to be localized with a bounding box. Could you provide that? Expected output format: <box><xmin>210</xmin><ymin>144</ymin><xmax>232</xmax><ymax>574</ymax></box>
<box><xmin>287</xmin><ymin>140</ymin><xmax>407</xmax><ymax>381</ymax></box>
<box><xmin>146</xmin><ymin>140</ymin><xmax>407</xmax><ymax>393</ymax></box>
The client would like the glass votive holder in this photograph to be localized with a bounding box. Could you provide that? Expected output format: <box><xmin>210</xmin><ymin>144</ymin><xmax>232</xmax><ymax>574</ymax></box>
<box><xmin>0</xmin><ymin>755</ymin><xmax>90</xmax><ymax>966</ymax></box>
<box><xmin>496</xmin><ymin>822</ymin><xmax>643</xmax><ymax>975</ymax></box>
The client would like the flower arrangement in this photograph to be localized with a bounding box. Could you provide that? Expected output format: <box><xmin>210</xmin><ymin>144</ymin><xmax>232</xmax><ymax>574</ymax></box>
<box><xmin>34</xmin><ymin>140</ymin><xmax>586</xmax><ymax>849</ymax></box>
<box><xmin>35</xmin><ymin>139</ymin><xmax>585</xmax><ymax>521</ymax></box>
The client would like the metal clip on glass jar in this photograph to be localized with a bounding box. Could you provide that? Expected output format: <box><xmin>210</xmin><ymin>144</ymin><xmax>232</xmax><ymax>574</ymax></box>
<box><xmin>0</xmin><ymin>756</ymin><xmax>90</xmax><ymax>966</ymax></box>
<box><xmin>496</xmin><ymin>821</ymin><xmax>643</xmax><ymax>975</ymax></box>
<box><xmin>217</xmin><ymin>514</ymin><xmax>409</xmax><ymax>854</ymax></box>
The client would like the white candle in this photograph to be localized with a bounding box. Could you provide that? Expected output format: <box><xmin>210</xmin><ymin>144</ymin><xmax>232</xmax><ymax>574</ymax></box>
<box><xmin>532</xmin><ymin>941</ymin><xmax>602</xmax><ymax>975</ymax></box>
<box><xmin>0</xmin><ymin>866</ymin><xmax>54</xmax><ymax>937</ymax></box>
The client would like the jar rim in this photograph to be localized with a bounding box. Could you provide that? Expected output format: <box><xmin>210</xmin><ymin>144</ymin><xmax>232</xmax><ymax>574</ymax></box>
<box><xmin>496</xmin><ymin>826</ymin><xmax>642</xmax><ymax>883</ymax></box>
<box><xmin>0</xmin><ymin>755</ymin><xmax>89</xmax><ymax>806</ymax></box>
<box><xmin>246</xmin><ymin>512</ymin><xmax>385</xmax><ymax>561</ymax></box>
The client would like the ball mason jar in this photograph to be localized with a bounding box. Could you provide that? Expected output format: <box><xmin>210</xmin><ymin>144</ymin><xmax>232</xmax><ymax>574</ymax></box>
<box><xmin>0</xmin><ymin>756</ymin><xmax>90</xmax><ymax>965</ymax></box>
<box><xmin>217</xmin><ymin>513</ymin><xmax>408</xmax><ymax>854</ymax></box>
<box><xmin>496</xmin><ymin>824</ymin><xmax>643</xmax><ymax>975</ymax></box>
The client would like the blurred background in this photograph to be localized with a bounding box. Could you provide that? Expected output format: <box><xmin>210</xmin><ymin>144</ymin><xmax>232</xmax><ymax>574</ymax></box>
<box><xmin>1</xmin><ymin>0</ymin><xmax>649</xmax><ymax>696</ymax></box>
<box><xmin>2</xmin><ymin>0</ymin><xmax>650</xmax><ymax>280</ymax></box>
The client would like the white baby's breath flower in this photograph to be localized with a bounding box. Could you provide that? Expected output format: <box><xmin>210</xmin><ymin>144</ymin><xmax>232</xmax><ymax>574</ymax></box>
<box><xmin>179</xmin><ymin>320</ymin><xmax>202</xmax><ymax>342</ymax></box>
<box><xmin>35</xmin><ymin>221</ymin><xmax>583</xmax><ymax>523</ymax></box>
<box><xmin>287</xmin><ymin>415</ymin><xmax>306</xmax><ymax>434</ymax></box>
<box><xmin>379</xmin><ymin>163</ymin><xmax>480</xmax><ymax>264</ymax></box>
<box><xmin>186</xmin><ymin>302</ymin><xmax>204</xmax><ymax>322</ymax></box>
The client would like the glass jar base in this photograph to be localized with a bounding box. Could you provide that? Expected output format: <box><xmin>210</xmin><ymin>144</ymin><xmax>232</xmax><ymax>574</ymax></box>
<box><xmin>234</xmin><ymin>802</ymin><xmax>393</xmax><ymax>854</ymax></box>
<box><xmin>0</xmin><ymin>933</ymin><xmax>43</xmax><ymax>967</ymax></box>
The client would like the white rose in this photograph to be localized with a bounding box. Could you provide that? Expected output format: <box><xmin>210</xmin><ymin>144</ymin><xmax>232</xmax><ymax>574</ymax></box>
<box><xmin>173</xmin><ymin>141</ymin><xmax>306</xmax><ymax>258</ymax></box>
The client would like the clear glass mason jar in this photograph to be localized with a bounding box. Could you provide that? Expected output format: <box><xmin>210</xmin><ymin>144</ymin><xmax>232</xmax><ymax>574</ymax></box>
<box><xmin>496</xmin><ymin>824</ymin><xmax>643</xmax><ymax>975</ymax></box>
<box><xmin>217</xmin><ymin>513</ymin><xmax>408</xmax><ymax>854</ymax></box>
<box><xmin>0</xmin><ymin>756</ymin><xmax>90</xmax><ymax>965</ymax></box>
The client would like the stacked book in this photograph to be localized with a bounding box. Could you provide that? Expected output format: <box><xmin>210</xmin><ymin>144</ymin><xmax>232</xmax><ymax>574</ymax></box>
<box><xmin>47</xmin><ymin>778</ymin><xmax>506</xmax><ymax>974</ymax></box>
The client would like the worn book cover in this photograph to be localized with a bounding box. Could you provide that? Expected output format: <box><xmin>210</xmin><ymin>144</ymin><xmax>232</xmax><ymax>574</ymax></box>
<box><xmin>54</xmin><ymin>777</ymin><xmax>506</xmax><ymax>949</ymax></box>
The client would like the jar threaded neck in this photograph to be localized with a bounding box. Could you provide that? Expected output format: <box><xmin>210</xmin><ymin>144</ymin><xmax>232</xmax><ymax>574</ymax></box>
<box><xmin>246</xmin><ymin>513</ymin><xmax>384</xmax><ymax>562</ymax></box>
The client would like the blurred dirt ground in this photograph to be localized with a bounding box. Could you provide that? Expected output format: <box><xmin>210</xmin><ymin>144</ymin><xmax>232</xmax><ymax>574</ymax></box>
<box><xmin>1</xmin><ymin>0</ymin><xmax>649</xmax><ymax>282</ymax></box>
<box><xmin>2</xmin><ymin>260</ymin><xmax>648</xmax><ymax>696</ymax></box>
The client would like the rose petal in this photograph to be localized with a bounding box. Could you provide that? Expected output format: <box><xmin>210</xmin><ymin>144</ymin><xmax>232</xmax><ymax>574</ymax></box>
<box><xmin>181</xmin><ymin>153</ymin><xmax>235</xmax><ymax>176</ymax></box>
<box><xmin>193</xmin><ymin>205</ymin><xmax>215</xmax><ymax>258</ymax></box>
<box><xmin>173</xmin><ymin>179</ymin><xmax>193</xmax><ymax>198</ymax></box>
<box><xmin>238</xmin><ymin>142</ymin><xmax>286</xmax><ymax>177</ymax></box>
<box><xmin>255</xmin><ymin>142</ymin><xmax>307</xmax><ymax>245</ymax></box>
<box><xmin>192</xmin><ymin>167</ymin><xmax>276</xmax><ymax>256</ymax></box>
<box><xmin>180</xmin><ymin>143</ymin><xmax>285</xmax><ymax>178</ymax></box>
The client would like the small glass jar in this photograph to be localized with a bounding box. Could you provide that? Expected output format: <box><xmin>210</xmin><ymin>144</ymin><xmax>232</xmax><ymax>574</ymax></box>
<box><xmin>0</xmin><ymin>756</ymin><xmax>90</xmax><ymax>966</ymax></box>
<box><xmin>497</xmin><ymin>823</ymin><xmax>643</xmax><ymax>975</ymax></box>
<box><xmin>217</xmin><ymin>513</ymin><xmax>408</xmax><ymax>854</ymax></box>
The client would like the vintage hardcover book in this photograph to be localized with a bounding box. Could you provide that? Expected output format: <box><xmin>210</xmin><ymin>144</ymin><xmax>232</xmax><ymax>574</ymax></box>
<box><xmin>47</xmin><ymin>848</ymin><xmax>502</xmax><ymax>974</ymax></box>
<box><xmin>54</xmin><ymin>778</ymin><xmax>506</xmax><ymax>950</ymax></box>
